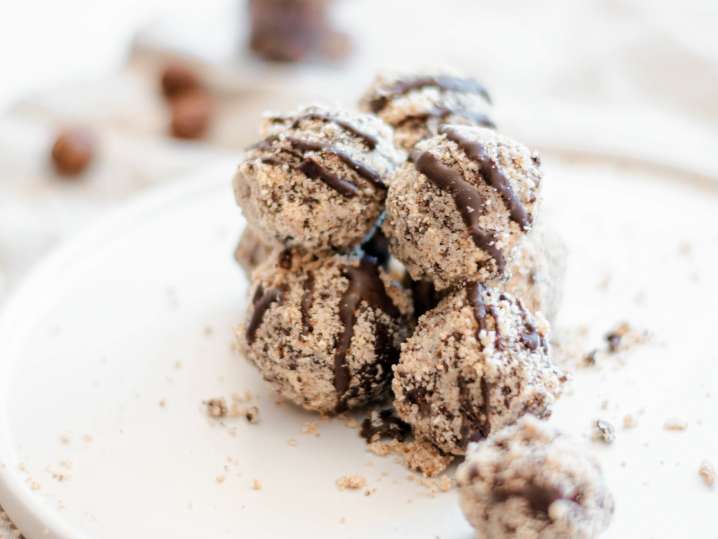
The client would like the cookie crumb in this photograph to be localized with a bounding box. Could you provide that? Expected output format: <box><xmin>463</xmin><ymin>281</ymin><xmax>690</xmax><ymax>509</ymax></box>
<box><xmin>205</xmin><ymin>398</ymin><xmax>228</xmax><ymax>418</ymax></box>
<box><xmin>159</xmin><ymin>399</ymin><xmax>167</xmax><ymax>408</ymax></box>
<box><xmin>302</xmin><ymin>421</ymin><xmax>320</xmax><ymax>436</ymax></box>
<box><xmin>663</xmin><ymin>418</ymin><xmax>688</xmax><ymax>432</ymax></box>
<box><xmin>593</xmin><ymin>419</ymin><xmax>615</xmax><ymax>444</ymax></box>
<box><xmin>244</xmin><ymin>406</ymin><xmax>260</xmax><ymax>424</ymax></box>
<box><xmin>59</xmin><ymin>434</ymin><xmax>71</xmax><ymax>445</ymax></box>
<box><xmin>336</xmin><ymin>474</ymin><xmax>366</xmax><ymax>491</ymax></box>
<box><xmin>699</xmin><ymin>461</ymin><xmax>715</xmax><ymax>488</ymax></box>
<box><xmin>287</xmin><ymin>437</ymin><xmax>297</xmax><ymax>447</ymax></box>
<box><xmin>622</xmin><ymin>415</ymin><xmax>637</xmax><ymax>429</ymax></box>
<box><xmin>251</xmin><ymin>479</ymin><xmax>262</xmax><ymax>490</ymax></box>
<box><xmin>216</xmin><ymin>475</ymin><xmax>226</xmax><ymax>484</ymax></box>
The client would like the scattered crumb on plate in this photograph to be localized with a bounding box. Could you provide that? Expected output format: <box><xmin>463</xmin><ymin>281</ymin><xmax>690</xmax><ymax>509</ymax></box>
<box><xmin>699</xmin><ymin>461</ymin><xmax>715</xmax><ymax>488</ymax></box>
<box><xmin>336</xmin><ymin>474</ymin><xmax>366</xmax><ymax>491</ymax></box>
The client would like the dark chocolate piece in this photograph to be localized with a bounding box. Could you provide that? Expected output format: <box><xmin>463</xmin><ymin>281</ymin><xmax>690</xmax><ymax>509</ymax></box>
<box><xmin>298</xmin><ymin>158</ymin><xmax>359</xmax><ymax>197</ymax></box>
<box><xmin>360</xmin><ymin>409</ymin><xmax>411</xmax><ymax>443</ymax></box>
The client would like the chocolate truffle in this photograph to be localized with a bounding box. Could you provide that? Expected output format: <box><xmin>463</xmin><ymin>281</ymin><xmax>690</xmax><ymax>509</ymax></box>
<box><xmin>383</xmin><ymin>125</ymin><xmax>543</xmax><ymax>289</ymax></box>
<box><xmin>51</xmin><ymin>128</ymin><xmax>95</xmax><ymax>176</ymax></box>
<box><xmin>238</xmin><ymin>249</ymin><xmax>411</xmax><ymax>414</ymax></box>
<box><xmin>359</xmin><ymin>70</ymin><xmax>494</xmax><ymax>151</ymax></box>
<box><xmin>234</xmin><ymin>226</ymin><xmax>278</xmax><ymax>278</ymax></box>
<box><xmin>503</xmin><ymin>226</ymin><xmax>567</xmax><ymax>324</ymax></box>
<box><xmin>248</xmin><ymin>0</ymin><xmax>348</xmax><ymax>63</ymax></box>
<box><xmin>456</xmin><ymin>417</ymin><xmax>614</xmax><ymax>539</ymax></box>
<box><xmin>233</xmin><ymin>105</ymin><xmax>404</xmax><ymax>251</ymax></box>
<box><xmin>392</xmin><ymin>284</ymin><xmax>564</xmax><ymax>455</ymax></box>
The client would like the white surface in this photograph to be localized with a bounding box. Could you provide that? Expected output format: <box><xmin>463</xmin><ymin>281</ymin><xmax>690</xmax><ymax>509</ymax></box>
<box><xmin>0</xmin><ymin>150</ymin><xmax>716</xmax><ymax>538</ymax></box>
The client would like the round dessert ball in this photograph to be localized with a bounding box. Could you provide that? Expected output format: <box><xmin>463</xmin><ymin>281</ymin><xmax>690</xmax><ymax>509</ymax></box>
<box><xmin>234</xmin><ymin>226</ymin><xmax>277</xmax><ymax>279</ymax></box>
<box><xmin>238</xmin><ymin>249</ymin><xmax>411</xmax><ymax>414</ymax></box>
<box><xmin>392</xmin><ymin>283</ymin><xmax>564</xmax><ymax>455</ymax></box>
<box><xmin>456</xmin><ymin>416</ymin><xmax>615</xmax><ymax>539</ymax></box>
<box><xmin>233</xmin><ymin>105</ymin><xmax>404</xmax><ymax>252</ymax></box>
<box><xmin>383</xmin><ymin>125</ymin><xmax>543</xmax><ymax>289</ymax></box>
<box><xmin>503</xmin><ymin>225</ymin><xmax>567</xmax><ymax>324</ymax></box>
<box><xmin>359</xmin><ymin>70</ymin><xmax>494</xmax><ymax>151</ymax></box>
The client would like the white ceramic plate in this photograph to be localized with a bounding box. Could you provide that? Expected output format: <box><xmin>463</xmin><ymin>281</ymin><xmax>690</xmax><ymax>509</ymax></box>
<box><xmin>1</xmin><ymin>151</ymin><xmax>716</xmax><ymax>539</ymax></box>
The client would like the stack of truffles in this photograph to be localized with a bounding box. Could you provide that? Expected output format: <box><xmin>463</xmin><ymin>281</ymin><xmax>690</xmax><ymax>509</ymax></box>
<box><xmin>233</xmin><ymin>70</ymin><xmax>613</xmax><ymax>538</ymax></box>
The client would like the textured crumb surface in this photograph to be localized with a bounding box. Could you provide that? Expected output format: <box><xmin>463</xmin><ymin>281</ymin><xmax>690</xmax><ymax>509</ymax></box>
<box><xmin>501</xmin><ymin>225</ymin><xmax>567</xmax><ymax>324</ymax></box>
<box><xmin>393</xmin><ymin>284</ymin><xmax>564</xmax><ymax>455</ymax></box>
<box><xmin>383</xmin><ymin>125</ymin><xmax>543</xmax><ymax>289</ymax></box>
<box><xmin>359</xmin><ymin>69</ymin><xmax>494</xmax><ymax>151</ymax></box>
<box><xmin>238</xmin><ymin>249</ymin><xmax>411</xmax><ymax>414</ymax></box>
<box><xmin>233</xmin><ymin>105</ymin><xmax>404</xmax><ymax>251</ymax></box>
<box><xmin>234</xmin><ymin>226</ymin><xmax>277</xmax><ymax>278</ymax></box>
<box><xmin>456</xmin><ymin>417</ymin><xmax>614</xmax><ymax>539</ymax></box>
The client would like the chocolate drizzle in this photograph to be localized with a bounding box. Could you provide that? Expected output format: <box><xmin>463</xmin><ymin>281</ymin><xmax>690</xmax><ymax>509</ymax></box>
<box><xmin>414</xmin><ymin>151</ymin><xmax>505</xmax><ymax>271</ymax></box>
<box><xmin>370</xmin><ymin>75</ymin><xmax>492</xmax><ymax>113</ymax></box>
<box><xmin>399</xmin><ymin>106</ymin><xmax>495</xmax><ymax>130</ymax></box>
<box><xmin>466</xmin><ymin>282</ymin><xmax>503</xmax><ymax>351</ymax></box>
<box><xmin>286</xmin><ymin>137</ymin><xmax>384</xmax><ymax>188</ymax></box>
<box><xmin>252</xmin><ymin>134</ymin><xmax>385</xmax><ymax>198</ymax></box>
<box><xmin>514</xmin><ymin>298</ymin><xmax>546</xmax><ymax>352</ymax></box>
<box><xmin>246</xmin><ymin>285</ymin><xmax>284</xmax><ymax>343</ymax></box>
<box><xmin>298</xmin><ymin>158</ymin><xmax>359</xmax><ymax>197</ymax></box>
<box><xmin>277</xmin><ymin>112</ymin><xmax>378</xmax><ymax>149</ymax></box>
<box><xmin>300</xmin><ymin>272</ymin><xmax>315</xmax><ymax>334</ymax></box>
<box><xmin>441</xmin><ymin>126</ymin><xmax>531</xmax><ymax>230</ymax></box>
<box><xmin>334</xmin><ymin>257</ymin><xmax>400</xmax><ymax>410</ymax></box>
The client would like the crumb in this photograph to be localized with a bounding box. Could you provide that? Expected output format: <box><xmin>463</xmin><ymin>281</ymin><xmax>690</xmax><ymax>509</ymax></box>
<box><xmin>216</xmin><ymin>475</ymin><xmax>226</xmax><ymax>484</ymax></box>
<box><xmin>205</xmin><ymin>398</ymin><xmax>228</xmax><ymax>418</ymax></box>
<box><xmin>593</xmin><ymin>419</ymin><xmax>615</xmax><ymax>444</ymax></box>
<box><xmin>367</xmin><ymin>439</ymin><xmax>453</xmax><ymax>477</ymax></box>
<box><xmin>244</xmin><ymin>406</ymin><xmax>259</xmax><ymax>424</ymax></box>
<box><xmin>174</xmin><ymin>361</ymin><xmax>183</xmax><ymax>369</ymax></box>
<box><xmin>287</xmin><ymin>437</ymin><xmax>297</xmax><ymax>447</ymax></box>
<box><xmin>623</xmin><ymin>415</ymin><xmax>638</xmax><ymax>429</ymax></box>
<box><xmin>597</xmin><ymin>273</ymin><xmax>611</xmax><ymax>290</ymax></box>
<box><xmin>403</xmin><ymin>440</ymin><xmax>454</xmax><ymax>477</ymax></box>
<box><xmin>159</xmin><ymin>399</ymin><xmax>167</xmax><ymax>408</ymax></box>
<box><xmin>59</xmin><ymin>434</ymin><xmax>71</xmax><ymax>445</ymax></box>
<box><xmin>30</xmin><ymin>481</ymin><xmax>41</xmax><ymax>491</ymax></box>
<box><xmin>82</xmin><ymin>434</ymin><xmax>93</xmax><ymax>444</ymax></box>
<box><xmin>339</xmin><ymin>517</ymin><xmax>347</xmax><ymax>525</ymax></box>
<box><xmin>604</xmin><ymin>322</ymin><xmax>648</xmax><ymax>353</ymax></box>
<box><xmin>584</xmin><ymin>349</ymin><xmax>598</xmax><ymax>366</ymax></box>
<box><xmin>336</xmin><ymin>474</ymin><xmax>366</xmax><ymax>491</ymax></box>
<box><xmin>344</xmin><ymin>417</ymin><xmax>360</xmax><ymax>429</ymax></box>
<box><xmin>699</xmin><ymin>461</ymin><xmax>715</xmax><ymax>488</ymax></box>
<box><xmin>363</xmin><ymin>488</ymin><xmax>377</xmax><ymax>496</ymax></box>
<box><xmin>663</xmin><ymin>418</ymin><xmax>688</xmax><ymax>431</ymax></box>
<box><xmin>600</xmin><ymin>400</ymin><xmax>609</xmax><ymax>410</ymax></box>
<box><xmin>415</xmin><ymin>474</ymin><xmax>455</xmax><ymax>495</ymax></box>
<box><xmin>302</xmin><ymin>422</ymin><xmax>320</xmax><ymax>436</ymax></box>
<box><xmin>203</xmin><ymin>325</ymin><xmax>214</xmax><ymax>337</ymax></box>
<box><xmin>251</xmin><ymin>479</ymin><xmax>262</xmax><ymax>490</ymax></box>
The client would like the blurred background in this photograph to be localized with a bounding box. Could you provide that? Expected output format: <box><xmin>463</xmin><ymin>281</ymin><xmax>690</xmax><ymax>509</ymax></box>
<box><xmin>0</xmin><ymin>0</ymin><xmax>717</xmax><ymax>296</ymax></box>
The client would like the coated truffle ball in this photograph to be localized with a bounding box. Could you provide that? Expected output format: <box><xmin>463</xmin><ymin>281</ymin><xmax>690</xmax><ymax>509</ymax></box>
<box><xmin>456</xmin><ymin>416</ymin><xmax>614</xmax><ymax>539</ymax></box>
<box><xmin>360</xmin><ymin>70</ymin><xmax>494</xmax><ymax>151</ymax></box>
<box><xmin>233</xmin><ymin>105</ymin><xmax>404</xmax><ymax>251</ymax></box>
<box><xmin>392</xmin><ymin>283</ymin><xmax>564</xmax><ymax>455</ymax></box>
<box><xmin>238</xmin><ymin>249</ymin><xmax>411</xmax><ymax>414</ymax></box>
<box><xmin>383</xmin><ymin>125</ymin><xmax>543</xmax><ymax>289</ymax></box>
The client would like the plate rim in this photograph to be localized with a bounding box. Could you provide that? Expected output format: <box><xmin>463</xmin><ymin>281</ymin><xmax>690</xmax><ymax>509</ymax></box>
<box><xmin>0</xmin><ymin>145</ymin><xmax>717</xmax><ymax>539</ymax></box>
